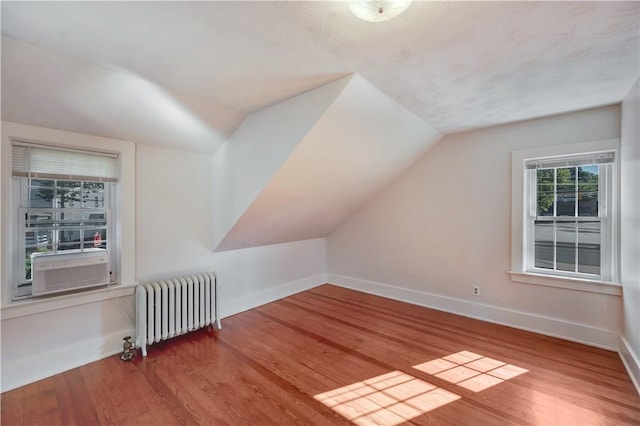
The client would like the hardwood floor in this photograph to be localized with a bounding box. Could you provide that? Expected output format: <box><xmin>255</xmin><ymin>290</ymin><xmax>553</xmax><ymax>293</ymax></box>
<box><xmin>2</xmin><ymin>284</ymin><xmax>639</xmax><ymax>425</ymax></box>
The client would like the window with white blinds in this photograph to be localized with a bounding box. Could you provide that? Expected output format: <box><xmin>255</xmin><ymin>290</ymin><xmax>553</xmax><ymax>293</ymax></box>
<box><xmin>12</xmin><ymin>142</ymin><xmax>118</xmax><ymax>182</ymax></box>
<box><xmin>10</xmin><ymin>141</ymin><xmax>119</xmax><ymax>300</ymax></box>
<box><xmin>523</xmin><ymin>151</ymin><xmax>617</xmax><ymax>281</ymax></box>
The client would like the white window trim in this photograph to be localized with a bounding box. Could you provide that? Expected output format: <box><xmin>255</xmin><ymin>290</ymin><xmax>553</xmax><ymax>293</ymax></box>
<box><xmin>510</xmin><ymin>138</ymin><xmax>621</xmax><ymax>296</ymax></box>
<box><xmin>1</xmin><ymin>121</ymin><xmax>137</xmax><ymax>316</ymax></box>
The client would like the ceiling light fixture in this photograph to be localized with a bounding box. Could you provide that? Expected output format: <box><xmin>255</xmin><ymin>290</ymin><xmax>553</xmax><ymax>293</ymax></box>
<box><xmin>349</xmin><ymin>0</ymin><xmax>413</xmax><ymax>23</ymax></box>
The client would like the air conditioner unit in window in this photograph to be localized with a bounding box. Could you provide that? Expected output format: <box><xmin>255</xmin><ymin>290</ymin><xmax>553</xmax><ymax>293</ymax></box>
<box><xmin>31</xmin><ymin>248</ymin><xmax>110</xmax><ymax>296</ymax></box>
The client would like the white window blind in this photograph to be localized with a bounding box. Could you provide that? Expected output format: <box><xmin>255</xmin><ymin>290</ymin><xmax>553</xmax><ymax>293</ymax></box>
<box><xmin>12</xmin><ymin>142</ymin><xmax>118</xmax><ymax>182</ymax></box>
<box><xmin>525</xmin><ymin>152</ymin><xmax>614</xmax><ymax>170</ymax></box>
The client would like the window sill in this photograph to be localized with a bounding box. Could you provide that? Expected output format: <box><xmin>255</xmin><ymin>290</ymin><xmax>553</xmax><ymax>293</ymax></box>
<box><xmin>1</xmin><ymin>283</ymin><xmax>137</xmax><ymax>320</ymax></box>
<box><xmin>509</xmin><ymin>271</ymin><xmax>622</xmax><ymax>296</ymax></box>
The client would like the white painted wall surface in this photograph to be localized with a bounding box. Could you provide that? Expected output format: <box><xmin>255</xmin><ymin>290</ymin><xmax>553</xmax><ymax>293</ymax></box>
<box><xmin>1</xmin><ymin>139</ymin><xmax>327</xmax><ymax>392</ymax></box>
<box><xmin>1</xmin><ymin>295</ymin><xmax>136</xmax><ymax>393</ymax></box>
<box><xmin>211</xmin><ymin>76</ymin><xmax>350</xmax><ymax>250</ymax></box>
<box><xmin>620</xmin><ymin>77</ymin><xmax>640</xmax><ymax>391</ymax></box>
<box><xmin>136</xmin><ymin>144</ymin><xmax>215</xmax><ymax>278</ymax></box>
<box><xmin>135</xmin><ymin>144</ymin><xmax>327</xmax><ymax>318</ymax></box>
<box><xmin>219</xmin><ymin>74</ymin><xmax>441</xmax><ymax>251</ymax></box>
<box><xmin>327</xmin><ymin>105</ymin><xmax>624</xmax><ymax>349</ymax></box>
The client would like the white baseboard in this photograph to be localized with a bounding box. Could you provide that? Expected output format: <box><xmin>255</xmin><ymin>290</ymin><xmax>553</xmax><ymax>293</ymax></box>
<box><xmin>1</xmin><ymin>327</ymin><xmax>135</xmax><ymax>393</ymax></box>
<box><xmin>619</xmin><ymin>335</ymin><xmax>640</xmax><ymax>396</ymax></box>
<box><xmin>222</xmin><ymin>274</ymin><xmax>327</xmax><ymax>319</ymax></box>
<box><xmin>327</xmin><ymin>274</ymin><xmax>620</xmax><ymax>351</ymax></box>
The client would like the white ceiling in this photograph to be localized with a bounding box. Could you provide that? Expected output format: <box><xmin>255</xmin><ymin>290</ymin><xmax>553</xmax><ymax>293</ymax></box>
<box><xmin>1</xmin><ymin>1</ymin><xmax>638</xmax><ymax>251</ymax></box>
<box><xmin>2</xmin><ymin>1</ymin><xmax>639</xmax><ymax>142</ymax></box>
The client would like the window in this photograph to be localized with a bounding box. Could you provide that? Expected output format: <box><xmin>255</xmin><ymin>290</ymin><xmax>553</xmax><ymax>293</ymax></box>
<box><xmin>11</xmin><ymin>142</ymin><xmax>118</xmax><ymax>300</ymax></box>
<box><xmin>511</xmin><ymin>139</ymin><xmax>621</xmax><ymax>294</ymax></box>
<box><xmin>524</xmin><ymin>152</ymin><xmax>615</xmax><ymax>281</ymax></box>
<box><xmin>510</xmin><ymin>138</ymin><xmax>621</xmax><ymax>295</ymax></box>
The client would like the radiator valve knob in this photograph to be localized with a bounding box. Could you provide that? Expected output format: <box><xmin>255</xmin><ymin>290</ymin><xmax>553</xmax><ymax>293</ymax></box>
<box><xmin>120</xmin><ymin>336</ymin><xmax>134</xmax><ymax>361</ymax></box>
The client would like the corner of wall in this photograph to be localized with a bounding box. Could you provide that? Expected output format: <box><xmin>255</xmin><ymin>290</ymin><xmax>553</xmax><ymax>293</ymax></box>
<box><xmin>620</xmin><ymin>75</ymin><xmax>640</xmax><ymax>397</ymax></box>
<box><xmin>619</xmin><ymin>334</ymin><xmax>640</xmax><ymax>396</ymax></box>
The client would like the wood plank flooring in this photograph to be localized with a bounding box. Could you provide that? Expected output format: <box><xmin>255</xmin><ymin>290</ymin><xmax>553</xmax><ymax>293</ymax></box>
<box><xmin>2</xmin><ymin>284</ymin><xmax>639</xmax><ymax>425</ymax></box>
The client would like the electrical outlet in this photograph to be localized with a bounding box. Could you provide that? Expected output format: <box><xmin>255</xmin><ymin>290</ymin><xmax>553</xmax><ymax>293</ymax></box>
<box><xmin>473</xmin><ymin>285</ymin><xmax>480</xmax><ymax>296</ymax></box>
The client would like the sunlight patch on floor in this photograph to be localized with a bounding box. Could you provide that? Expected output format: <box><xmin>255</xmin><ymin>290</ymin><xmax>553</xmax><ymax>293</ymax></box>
<box><xmin>314</xmin><ymin>371</ymin><xmax>460</xmax><ymax>426</ymax></box>
<box><xmin>413</xmin><ymin>350</ymin><xmax>528</xmax><ymax>392</ymax></box>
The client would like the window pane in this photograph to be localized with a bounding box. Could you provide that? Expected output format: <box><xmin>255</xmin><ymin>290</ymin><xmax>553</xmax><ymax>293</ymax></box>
<box><xmin>59</xmin><ymin>240</ymin><xmax>82</xmax><ymax>251</ymax></box>
<box><xmin>57</xmin><ymin>189</ymin><xmax>82</xmax><ymax>208</ymax></box>
<box><xmin>578</xmin><ymin>221</ymin><xmax>601</xmax><ymax>275</ymax></box>
<box><xmin>534</xmin><ymin>221</ymin><xmax>554</xmax><ymax>269</ymax></box>
<box><xmin>556</xmin><ymin>167</ymin><xmax>576</xmax><ymax>216</ymax></box>
<box><xmin>31</xmin><ymin>179</ymin><xmax>54</xmax><ymax>187</ymax></box>
<box><xmin>84</xmin><ymin>229</ymin><xmax>107</xmax><ymax>249</ymax></box>
<box><xmin>58</xmin><ymin>228</ymin><xmax>82</xmax><ymax>251</ymax></box>
<box><xmin>82</xmin><ymin>182</ymin><xmax>105</xmax><ymax>208</ymax></box>
<box><xmin>27</xmin><ymin>212</ymin><xmax>55</xmax><ymax>228</ymax></box>
<box><xmin>57</xmin><ymin>180</ymin><xmax>81</xmax><ymax>189</ymax></box>
<box><xmin>30</xmin><ymin>187</ymin><xmax>55</xmax><ymax>208</ymax></box>
<box><xmin>24</xmin><ymin>250</ymin><xmax>32</xmax><ymax>281</ymax></box>
<box><xmin>58</xmin><ymin>211</ymin><xmax>83</xmax><ymax>228</ymax></box>
<box><xmin>25</xmin><ymin>230</ymin><xmax>52</xmax><ymax>248</ymax></box>
<box><xmin>556</xmin><ymin>221</ymin><xmax>576</xmax><ymax>272</ymax></box>
<box><xmin>86</xmin><ymin>212</ymin><xmax>107</xmax><ymax>227</ymax></box>
<box><xmin>536</xmin><ymin>169</ymin><xmax>554</xmax><ymax>216</ymax></box>
<box><xmin>24</xmin><ymin>245</ymin><xmax>53</xmax><ymax>281</ymax></box>
<box><xmin>56</xmin><ymin>180</ymin><xmax>82</xmax><ymax>208</ymax></box>
<box><xmin>578</xmin><ymin>165</ymin><xmax>599</xmax><ymax>217</ymax></box>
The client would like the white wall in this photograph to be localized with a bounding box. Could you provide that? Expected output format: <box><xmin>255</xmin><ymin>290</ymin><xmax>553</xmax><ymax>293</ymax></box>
<box><xmin>620</xmin><ymin>77</ymin><xmax>640</xmax><ymax>391</ymax></box>
<box><xmin>211</xmin><ymin>76</ymin><xmax>350</xmax><ymax>250</ymax></box>
<box><xmin>327</xmin><ymin>105</ymin><xmax>624</xmax><ymax>349</ymax></box>
<box><xmin>219</xmin><ymin>74</ymin><xmax>441</xmax><ymax>251</ymax></box>
<box><xmin>2</xmin><ymin>101</ymin><xmax>636</xmax><ymax>392</ymax></box>
<box><xmin>136</xmin><ymin>144</ymin><xmax>327</xmax><ymax>318</ymax></box>
<box><xmin>1</xmin><ymin>136</ymin><xmax>327</xmax><ymax>392</ymax></box>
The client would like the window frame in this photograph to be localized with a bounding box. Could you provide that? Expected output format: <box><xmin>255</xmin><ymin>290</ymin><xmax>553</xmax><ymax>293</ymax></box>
<box><xmin>510</xmin><ymin>139</ymin><xmax>621</xmax><ymax>295</ymax></box>
<box><xmin>524</xmin><ymin>158</ymin><xmax>613</xmax><ymax>281</ymax></box>
<box><xmin>13</xmin><ymin>176</ymin><xmax>116</xmax><ymax>299</ymax></box>
<box><xmin>1</xmin><ymin>122</ymin><xmax>136</xmax><ymax>314</ymax></box>
<box><xmin>11</xmin><ymin>147</ymin><xmax>118</xmax><ymax>301</ymax></box>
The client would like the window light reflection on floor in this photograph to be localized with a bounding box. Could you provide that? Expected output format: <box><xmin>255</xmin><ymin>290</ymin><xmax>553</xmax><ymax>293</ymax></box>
<box><xmin>413</xmin><ymin>350</ymin><xmax>528</xmax><ymax>392</ymax></box>
<box><xmin>314</xmin><ymin>371</ymin><xmax>460</xmax><ymax>426</ymax></box>
<box><xmin>314</xmin><ymin>352</ymin><xmax>527</xmax><ymax>425</ymax></box>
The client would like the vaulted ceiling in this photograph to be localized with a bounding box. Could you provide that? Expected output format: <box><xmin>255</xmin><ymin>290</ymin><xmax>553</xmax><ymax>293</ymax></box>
<box><xmin>2</xmin><ymin>1</ymin><xmax>638</xmax><ymax>250</ymax></box>
<box><xmin>2</xmin><ymin>1</ymin><xmax>638</xmax><ymax>145</ymax></box>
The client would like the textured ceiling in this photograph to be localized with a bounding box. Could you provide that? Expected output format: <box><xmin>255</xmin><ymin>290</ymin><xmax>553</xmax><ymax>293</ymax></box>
<box><xmin>2</xmin><ymin>1</ymin><xmax>638</xmax><ymax>136</ymax></box>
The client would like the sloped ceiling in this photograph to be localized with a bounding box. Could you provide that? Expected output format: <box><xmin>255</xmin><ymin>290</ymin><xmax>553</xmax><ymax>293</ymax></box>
<box><xmin>211</xmin><ymin>76</ymin><xmax>354</xmax><ymax>250</ymax></box>
<box><xmin>1</xmin><ymin>37</ymin><xmax>244</xmax><ymax>153</ymax></box>
<box><xmin>1</xmin><ymin>1</ymin><xmax>638</xmax><ymax>250</ymax></box>
<box><xmin>216</xmin><ymin>74</ymin><xmax>441</xmax><ymax>251</ymax></box>
<box><xmin>2</xmin><ymin>1</ymin><xmax>638</xmax><ymax>139</ymax></box>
